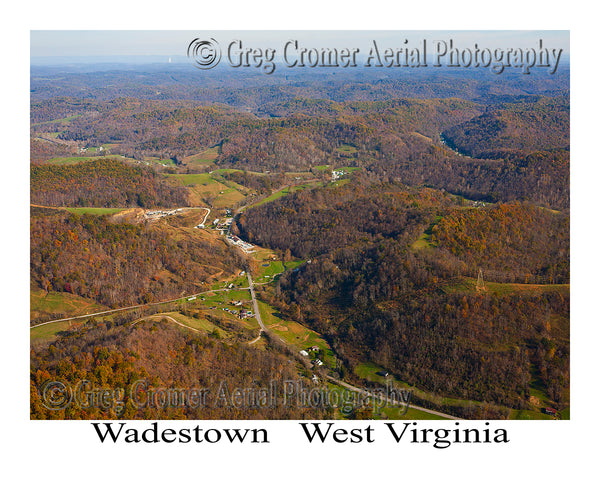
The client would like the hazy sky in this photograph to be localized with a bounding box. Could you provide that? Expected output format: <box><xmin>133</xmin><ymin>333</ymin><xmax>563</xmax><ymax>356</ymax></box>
<box><xmin>31</xmin><ymin>30</ymin><xmax>569</xmax><ymax>59</ymax></box>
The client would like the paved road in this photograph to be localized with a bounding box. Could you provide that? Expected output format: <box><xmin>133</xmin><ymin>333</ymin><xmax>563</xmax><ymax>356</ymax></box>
<box><xmin>326</xmin><ymin>375</ymin><xmax>461</xmax><ymax>420</ymax></box>
<box><xmin>30</xmin><ymin>286</ymin><xmax>238</xmax><ymax>329</ymax></box>
<box><xmin>247</xmin><ymin>270</ymin><xmax>265</xmax><ymax>332</ymax></box>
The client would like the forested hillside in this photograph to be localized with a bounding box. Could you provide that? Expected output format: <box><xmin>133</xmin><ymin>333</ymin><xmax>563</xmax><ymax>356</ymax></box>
<box><xmin>442</xmin><ymin>96</ymin><xmax>569</xmax><ymax>157</ymax></box>
<box><xmin>30</xmin><ymin>210</ymin><xmax>243</xmax><ymax>313</ymax></box>
<box><xmin>30</xmin><ymin>159</ymin><xmax>189</xmax><ymax>208</ymax></box>
<box><xmin>31</xmin><ymin>93</ymin><xmax>569</xmax><ymax>210</ymax></box>
<box><xmin>238</xmin><ymin>182</ymin><xmax>570</xmax><ymax>412</ymax></box>
<box><xmin>31</xmin><ymin>320</ymin><xmax>322</xmax><ymax>420</ymax></box>
<box><xmin>430</xmin><ymin>203</ymin><xmax>569</xmax><ymax>283</ymax></box>
<box><xmin>237</xmin><ymin>182</ymin><xmax>449</xmax><ymax>258</ymax></box>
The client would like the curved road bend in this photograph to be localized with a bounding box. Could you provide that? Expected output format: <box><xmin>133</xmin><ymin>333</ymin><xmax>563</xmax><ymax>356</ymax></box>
<box><xmin>132</xmin><ymin>314</ymin><xmax>201</xmax><ymax>333</ymax></box>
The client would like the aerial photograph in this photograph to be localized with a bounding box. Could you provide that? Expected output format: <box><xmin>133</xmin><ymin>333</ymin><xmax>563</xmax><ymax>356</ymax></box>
<box><xmin>29</xmin><ymin>30</ymin><xmax>570</xmax><ymax>421</ymax></box>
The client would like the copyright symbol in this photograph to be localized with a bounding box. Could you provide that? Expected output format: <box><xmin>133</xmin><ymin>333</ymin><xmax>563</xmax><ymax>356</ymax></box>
<box><xmin>41</xmin><ymin>380</ymin><xmax>72</xmax><ymax>410</ymax></box>
<box><xmin>187</xmin><ymin>38</ymin><xmax>221</xmax><ymax>70</ymax></box>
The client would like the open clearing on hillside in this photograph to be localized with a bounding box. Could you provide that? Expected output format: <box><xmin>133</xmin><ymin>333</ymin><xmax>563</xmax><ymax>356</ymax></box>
<box><xmin>257</xmin><ymin>300</ymin><xmax>335</xmax><ymax>366</ymax></box>
<box><xmin>147</xmin><ymin>312</ymin><xmax>229</xmax><ymax>338</ymax></box>
<box><xmin>32</xmin><ymin>114</ymin><xmax>82</xmax><ymax>126</ymax></box>
<box><xmin>30</xmin><ymin>288</ymin><xmax>106</xmax><ymax>323</ymax></box>
<box><xmin>441</xmin><ymin>278</ymin><xmax>570</xmax><ymax>296</ymax></box>
<box><xmin>65</xmin><ymin>207</ymin><xmax>127</xmax><ymax>215</ymax></box>
<box><xmin>336</xmin><ymin>144</ymin><xmax>357</xmax><ymax>155</ymax></box>
<box><xmin>46</xmin><ymin>155</ymin><xmax>130</xmax><ymax>166</ymax></box>
<box><xmin>354</xmin><ymin>361</ymin><xmax>561</xmax><ymax>420</ymax></box>
<box><xmin>252</xmin><ymin>181</ymin><xmax>322</xmax><ymax>208</ymax></box>
<box><xmin>411</xmin><ymin>215</ymin><xmax>443</xmax><ymax>250</ymax></box>
<box><xmin>167</xmin><ymin>173</ymin><xmax>247</xmax><ymax>208</ymax></box>
<box><xmin>182</xmin><ymin>146</ymin><xmax>220</xmax><ymax>166</ymax></box>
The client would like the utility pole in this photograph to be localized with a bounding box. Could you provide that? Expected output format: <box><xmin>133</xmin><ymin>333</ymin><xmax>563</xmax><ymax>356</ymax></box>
<box><xmin>476</xmin><ymin>268</ymin><xmax>486</xmax><ymax>292</ymax></box>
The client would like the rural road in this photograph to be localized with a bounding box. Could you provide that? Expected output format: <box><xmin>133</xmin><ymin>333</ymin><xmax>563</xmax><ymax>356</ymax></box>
<box><xmin>30</xmin><ymin>286</ymin><xmax>238</xmax><ymax>329</ymax></box>
<box><xmin>246</xmin><ymin>270</ymin><xmax>268</xmax><ymax>345</ymax></box>
<box><xmin>326</xmin><ymin>375</ymin><xmax>461</xmax><ymax>420</ymax></box>
<box><xmin>247</xmin><ymin>270</ymin><xmax>266</xmax><ymax>333</ymax></box>
<box><xmin>132</xmin><ymin>314</ymin><xmax>201</xmax><ymax>333</ymax></box>
<box><xmin>196</xmin><ymin>207</ymin><xmax>210</xmax><ymax>228</ymax></box>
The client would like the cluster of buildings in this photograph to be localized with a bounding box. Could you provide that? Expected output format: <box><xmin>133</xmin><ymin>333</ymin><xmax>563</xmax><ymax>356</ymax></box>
<box><xmin>222</xmin><ymin>303</ymin><xmax>255</xmax><ymax>320</ymax></box>
<box><xmin>331</xmin><ymin>169</ymin><xmax>347</xmax><ymax>181</ymax></box>
<box><xmin>145</xmin><ymin>208</ymin><xmax>184</xmax><ymax>220</ymax></box>
<box><xmin>226</xmin><ymin>234</ymin><xmax>255</xmax><ymax>253</ymax></box>
<box><xmin>214</xmin><ymin>217</ymin><xmax>233</xmax><ymax>234</ymax></box>
<box><xmin>300</xmin><ymin>346</ymin><xmax>323</xmax><ymax>366</ymax></box>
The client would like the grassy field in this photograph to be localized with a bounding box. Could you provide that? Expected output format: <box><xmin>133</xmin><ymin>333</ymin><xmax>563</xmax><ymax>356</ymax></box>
<box><xmin>169</xmin><ymin>173</ymin><xmax>215</xmax><ymax>186</ymax></box>
<box><xmin>100</xmin><ymin>143</ymin><xmax>120</xmax><ymax>150</ymax></box>
<box><xmin>32</xmin><ymin>114</ymin><xmax>82</xmax><ymax>126</ymax></box>
<box><xmin>411</xmin><ymin>215</ymin><xmax>443</xmax><ymax>251</ymax></box>
<box><xmin>251</xmin><ymin>181</ymin><xmax>322</xmax><ymax>209</ymax></box>
<box><xmin>189</xmin><ymin>288</ymin><xmax>259</xmax><ymax>331</ymax></box>
<box><xmin>508</xmin><ymin>409</ymin><xmax>556</xmax><ymax>420</ymax></box>
<box><xmin>354</xmin><ymin>361</ymin><xmax>482</xmax><ymax>410</ymax></box>
<box><xmin>336</xmin><ymin>166</ymin><xmax>361</xmax><ymax>173</ymax></box>
<box><xmin>329</xmin><ymin>178</ymin><xmax>351</xmax><ymax>188</ymax></box>
<box><xmin>257</xmin><ymin>300</ymin><xmax>335</xmax><ymax>366</ymax></box>
<box><xmin>182</xmin><ymin>146</ymin><xmax>220</xmax><ymax>166</ymax></box>
<box><xmin>144</xmin><ymin>156</ymin><xmax>177</xmax><ymax>167</ymax></box>
<box><xmin>441</xmin><ymin>278</ymin><xmax>570</xmax><ymax>296</ymax></box>
<box><xmin>46</xmin><ymin>155</ymin><xmax>129</xmax><ymax>166</ymax></box>
<box><xmin>252</xmin><ymin>187</ymin><xmax>291</xmax><ymax>207</ymax></box>
<box><xmin>355</xmin><ymin>361</ymin><xmax>561</xmax><ymax>420</ymax></box>
<box><xmin>336</xmin><ymin>144</ymin><xmax>358</xmax><ymax>155</ymax></box>
<box><xmin>64</xmin><ymin>207</ymin><xmax>126</xmax><ymax>215</ymax></box>
<box><xmin>30</xmin><ymin>288</ymin><xmax>105</xmax><ymax>323</ymax></box>
<box><xmin>152</xmin><ymin>311</ymin><xmax>228</xmax><ymax>338</ymax></box>
<box><xmin>284</xmin><ymin>260</ymin><xmax>305</xmax><ymax>270</ymax></box>
<box><xmin>254</xmin><ymin>261</ymin><xmax>286</xmax><ymax>283</ymax></box>
<box><xmin>197</xmin><ymin>288</ymin><xmax>252</xmax><ymax>307</ymax></box>
<box><xmin>168</xmin><ymin>173</ymin><xmax>247</xmax><ymax>208</ymax></box>
<box><xmin>209</xmin><ymin>168</ymin><xmax>248</xmax><ymax>176</ymax></box>
<box><xmin>30</xmin><ymin>314</ymin><xmax>116</xmax><ymax>344</ymax></box>
<box><xmin>30</xmin><ymin>319</ymin><xmax>83</xmax><ymax>343</ymax></box>
<box><xmin>325</xmin><ymin>382</ymin><xmax>447</xmax><ymax>420</ymax></box>
<box><xmin>248</xmin><ymin>247</ymin><xmax>304</xmax><ymax>282</ymax></box>
<box><xmin>178</xmin><ymin>288</ymin><xmax>262</xmax><ymax>335</ymax></box>
<box><xmin>213</xmin><ymin>189</ymin><xmax>246</xmax><ymax>208</ymax></box>
<box><xmin>380</xmin><ymin>405</ymin><xmax>449</xmax><ymax>420</ymax></box>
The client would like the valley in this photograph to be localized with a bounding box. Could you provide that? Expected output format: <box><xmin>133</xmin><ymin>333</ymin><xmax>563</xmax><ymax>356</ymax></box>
<box><xmin>30</xmin><ymin>65</ymin><xmax>570</xmax><ymax>421</ymax></box>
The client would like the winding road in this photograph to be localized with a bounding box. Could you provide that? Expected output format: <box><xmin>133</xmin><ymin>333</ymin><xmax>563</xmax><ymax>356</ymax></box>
<box><xmin>132</xmin><ymin>314</ymin><xmax>201</xmax><ymax>333</ymax></box>
<box><xmin>31</xmin><ymin>199</ymin><xmax>459</xmax><ymax>420</ymax></box>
